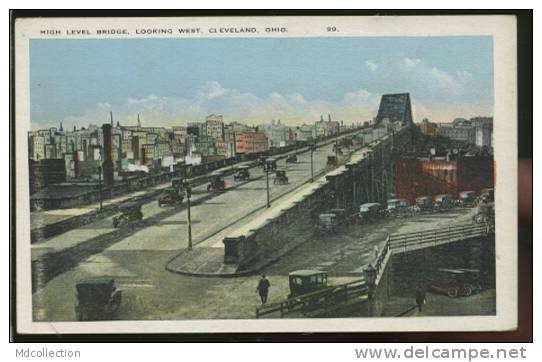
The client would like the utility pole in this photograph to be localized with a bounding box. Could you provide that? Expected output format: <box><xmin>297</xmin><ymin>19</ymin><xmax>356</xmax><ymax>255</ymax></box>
<box><xmin>97</xmin><ymin>165</ymin><xmax>103</xmax><ymax>211</ymax></box>
<box><xmin>265</xmin><ymin>166</ymin><xmax>270</xmax><ymax>208</ymax></box>
<box><xmin>184</xmin><ymin>182</ymin><xmax>193</xmax><ymax>250</ymax></box>
<box><xmin>310</xmin><ymin>144</ymin><xmax>315</xmax><ymax>183</ymax></box>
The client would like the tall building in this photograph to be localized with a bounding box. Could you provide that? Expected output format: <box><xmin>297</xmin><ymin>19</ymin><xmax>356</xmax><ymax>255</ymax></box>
<box><xmin>263</xmin><ymin>119</ymin><xmax>291</xmax><ymax>148</ymax></box>
<box><xmin>374</xmin><ymin>93</ymin><xmax>414</xmax><ymax>127</ymax></box>
<box><xmin>205</xmin><ymin>114</ymin><xmax>225</xmax><ymax>141</ymax></box>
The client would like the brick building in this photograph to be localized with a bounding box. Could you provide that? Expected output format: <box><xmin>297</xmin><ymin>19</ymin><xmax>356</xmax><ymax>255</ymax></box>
<box><xmin>394</xmin><ymin>157</ymin><xmax>494</xmax><ymax>203</ymax></box>
<box><xmin>234</xmin><ymin>132</ymin><xmax>268</xmax><ymax>154</ymax></box>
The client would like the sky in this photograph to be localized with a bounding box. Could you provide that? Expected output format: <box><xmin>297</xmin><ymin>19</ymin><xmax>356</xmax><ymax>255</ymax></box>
<box><xmin>30</xmin><ymin>36</ymin><xmax>493</xmax><ymax>130</ymax></box>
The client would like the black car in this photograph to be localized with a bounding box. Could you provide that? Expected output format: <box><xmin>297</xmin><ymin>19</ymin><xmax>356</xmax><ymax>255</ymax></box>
<box><xmin>75</xmin><ymin>279</ymin><xmax>122</xmax><ymax>321</ymax></box>
<box><xmin>233</xmin><ymin>166</ymin><xmax>250</xmax><ymax>181</ymax></box>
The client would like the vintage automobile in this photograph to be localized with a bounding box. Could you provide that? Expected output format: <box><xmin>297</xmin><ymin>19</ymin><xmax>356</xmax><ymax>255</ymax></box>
<box><xmin>158</xmin><ymin>187</ymin><xmax>185</xmax><ymax>207</ymax></box>
<box><xmin>318</xmin><ymin>209</ymin><xmax>355</xmax><ymax>232</ymax></box>
<box><xmin>429</xmin><ymin>268</ymin><xmax>483</xmax><ymax>298</ymax></box>
<box><xmin>480</xmin><ymin>187</ymin><xmax>495</xmax><ymax>202</ymax></box>
<box><xmin>386</xmin><ymin>198</ymin><xmax>410</xmax><ymax>216</ymax></box>
<box><xmin>458</xmin><ymin>191</ymin><xmax>479</xmax><ymax>208</ymax></box>
<box><xmin>285</xmin><ymin>154</ymin><xmax>298</xmax><ymax>163</ymax></box>
<box><xmin>233</xmin><ymin>165</ymin><xmax>250</xmax><ymax>181</ymax></box>
<box><xmin>433</xmin><ymin>194</ymin><xmax>454</xmax><ymax>212</ymax></box>
<box><xmin>264</xmin><ymin>158</ymin><xmax>277</xmax><ymax>172</ymax></box>
<box><xmin>273</xmin><ymin>170</ymin><xmax>289</xmax><ymax>185</ymax></box>
<box><xmin>358</xmin><ymin>202</ymin><xmax>383</xmax><ymax>223</ymax></box>
<box><xmin>415</xmin><ymin>196</ymin><xmax>433</xmax><ymax>212</ymax></box>
<box><xmin>207</xmin><ymin>173</ymin><xmax>226</xmax><ymax>192</ymax></box>
<box><xmin>112</xmin><ymin>202</ymin><xmax>143</xmax><ymax>228</ymax></box>
<box><xmin>74</xmin><ymin>278</ymin><xmax>122</xmax><ymax>321</ymax></box>
<box><xmin>288</xmin><ymin>270</ymin><xmax>329</xmax><ymax>298</ymax></box>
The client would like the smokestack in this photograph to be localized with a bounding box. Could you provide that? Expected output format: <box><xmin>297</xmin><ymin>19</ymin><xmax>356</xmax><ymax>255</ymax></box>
<box><xmin>110</xmin><ymin>111</ymin><xmax>114</xmax><ymax>127</ymax></box>
<box><xmin>102</xmin><ymin>124</ymin><xmax>114</xmax><ymax>187</ymax></box>
<box><xmin>137</xmin><ymin>114</ymin><xmax>141</xmax><ymax>128</ymax></box>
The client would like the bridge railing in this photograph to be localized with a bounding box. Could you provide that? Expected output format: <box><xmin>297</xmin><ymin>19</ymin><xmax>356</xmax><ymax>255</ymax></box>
<box><xmin>256</xmin><ymin>279</ymin><xmax>368</xmax><ymax>319</ymax></box>
<box><xmin>388</xmin><ymin>223</ymin><xmax>493</xmax><ymax>254</ymax></box>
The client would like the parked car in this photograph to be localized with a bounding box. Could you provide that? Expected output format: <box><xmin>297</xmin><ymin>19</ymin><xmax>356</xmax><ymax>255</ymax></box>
<box><xmin>433</xmin><ymin>194</ymin><xmax>454</xmax><ymax>212</ymax></box>
<box><xmin>288</xmin><ymin>270</ymin><xmax>329</xmax><ymax>298</ymax></box>
<box><xmin>112</xmin><ymin>202</ymin><xmax>143</xmax><ymax>228</ymax></box>
<box><xmin>429</xmin><ymin>268</ymin><xmax>483</xmax><ymax>298</ymax></box>
<box><xmin>233</xmin><ymin>165</ymin><xmax>250</xmax><ymax>181</ymax></box>
<box><xmin>318</xmin><ymin>209</ymin><xmax>355</xmax><ymax>232</ymax></box>
<box><xmin>358</xmin><ymin>202</ymin><xmax>383</xmax><ymax>223</ymax></box>
<box><xmin>158</xmin><ymin>187</ymin><xmax>185</xmax><ymax>207</ymax></box>
<box><xmin>415</xmin><ymin>196</ymin><xmax>433</xmax><ymax>212</ymax></box>
<box><xmin>273</xmin><ymin>170</ymin><xmax>289</xmax><ymax>185</ymax></box>
<box><xmin>75</xmin><ymin>278</ymin><xmax>122</xmax><ymax>321</ymax></box>
<box><xmin>458</xmin><ymin>191</ymin><xmax>478</xmax><ymax>208</ymax></box>
<box><xmin>386</xmin><ymin>198</ymin><xmax>409</xmax><ymax>217</ymax></box>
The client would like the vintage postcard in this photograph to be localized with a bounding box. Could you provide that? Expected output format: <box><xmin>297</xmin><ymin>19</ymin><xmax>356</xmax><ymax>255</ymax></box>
<box><xmin>13</xmin><ymin>15</ymin><xmax>518</xmax><ymax>334</ymax></box>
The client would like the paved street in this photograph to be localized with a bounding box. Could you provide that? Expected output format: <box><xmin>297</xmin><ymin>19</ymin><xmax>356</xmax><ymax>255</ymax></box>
<box><xmin>32</xmin><ymin>197</ymin><xmax>477</xmax><ymax>320</ymax></box>
<box><xmin>31</xmin><ymin>139</ymin><xmax>350</xmax><ymax>291</ymax></box>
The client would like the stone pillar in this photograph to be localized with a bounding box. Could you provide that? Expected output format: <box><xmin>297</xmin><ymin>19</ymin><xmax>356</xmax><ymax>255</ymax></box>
<box><xmin>223</xmin><ymin>236</ymin><xmax>244</xmax><ymax>264</ymax></box>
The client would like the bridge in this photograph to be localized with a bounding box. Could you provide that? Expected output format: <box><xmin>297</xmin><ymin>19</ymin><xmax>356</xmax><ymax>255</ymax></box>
<box><xmin>255</xmin><ymin>222</ymin><xmax>494</xmax><ymax>319</ymax></box>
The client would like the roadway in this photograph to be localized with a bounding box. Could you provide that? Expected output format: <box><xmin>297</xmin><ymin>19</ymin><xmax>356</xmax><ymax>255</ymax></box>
<box><xmin>31</xmin><ymin>139</ymin><xmax>345</xmax><ymax>292</ymax></box>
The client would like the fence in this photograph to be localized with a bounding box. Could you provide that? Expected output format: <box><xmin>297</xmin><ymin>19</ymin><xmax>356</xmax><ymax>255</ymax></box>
<box><xmin>255</xmin><ymin>222</ymin><xmax>493</xmax><ymax>318</ymax></box>
<box><xmin>256</xmin><ymin>279</ymin><xmax>369</xmax><ymax>318</ymax></box>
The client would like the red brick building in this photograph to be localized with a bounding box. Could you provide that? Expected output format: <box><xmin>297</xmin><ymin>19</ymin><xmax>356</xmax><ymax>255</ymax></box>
<box><xmin>395</xmin><ymin>157</ymin><xmax>494</xmax><ymax>203</ymax></box>
<box><xmin>234</xmin><ymin>132</ymin><xmax>268</xmax><ymax>154</ymax></box>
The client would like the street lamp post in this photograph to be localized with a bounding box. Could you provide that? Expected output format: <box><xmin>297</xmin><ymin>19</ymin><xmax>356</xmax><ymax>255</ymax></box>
<box><xmin>97</xmin><ymin>166</ymin><xmax>103</xmax><ymax>211</ymax></box>
<box><xmin>183</xmin><ymin>181</ymin><xmax>193</xmax><ymax>250</ymax></box>
<box><xmin>265</xmin><ymin>165</ymin><xmax>271</xmax><ymax>208</ymax></box>
<box><xmin>310</xmin><ymin>144</ymin><xmax>315</xmax><ymax>183</ymax></box>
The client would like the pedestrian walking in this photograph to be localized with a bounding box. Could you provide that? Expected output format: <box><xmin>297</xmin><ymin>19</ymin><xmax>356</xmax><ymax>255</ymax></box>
<box><xmin>415</xmin><ymin>284</ymin><xmax>426</xmax><ymax>312</ymax></box>
<box><xmin>256</xmin><ymin>274</ymin><xmax>271</xmax><ymax>304</ymax></box>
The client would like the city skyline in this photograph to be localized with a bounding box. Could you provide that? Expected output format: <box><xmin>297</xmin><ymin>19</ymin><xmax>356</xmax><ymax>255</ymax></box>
<box><xmin>30</xmin><ymin>36</ymin><xmax>493</xmax><ymax>130</ymax></box>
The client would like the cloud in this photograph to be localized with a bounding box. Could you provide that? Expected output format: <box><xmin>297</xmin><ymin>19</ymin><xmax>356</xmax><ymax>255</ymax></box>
<box><xmin>401</xmin><ymin>57</ymin><xmax>422</xmax><ymax>69</ymax></box>
<box><xmin>365</xmin><ymin>60</ymin><xmax>378</xmax><ymax>71</ymax></box>
<box><xmin>60</xmin><ymin>82</ymin><xmax>380</xmax><ymax>128</ymax></box>
<box><xmin>396</xmin><ymin>57</ymin><xmax>474</xmax><ymax>98</ymax></box>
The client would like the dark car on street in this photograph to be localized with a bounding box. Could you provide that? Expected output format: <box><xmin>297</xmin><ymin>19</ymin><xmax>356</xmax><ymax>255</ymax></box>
<box><xmin>233</xmin><ymin>165</ymin><xmax>250</xmax><ymax>181</ymax></box>
<box><xmin>75</xmin><ymin>278</ymin><xmax>122</xmax><ymax>321</ymax></box>
<box><xmin>112</xmin><ymin>202</ymin><xmax>143</xmax><ymax>228</ymax></box>
<box><xmin>285</xmin><ymin>154</ymin><xmax>297</xmax><ymax>163</ymax></box>
<box><xmin>158</xmin><ymin>187</ymin><xmax>185</xmax><ymax>207</ymax></box>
